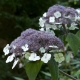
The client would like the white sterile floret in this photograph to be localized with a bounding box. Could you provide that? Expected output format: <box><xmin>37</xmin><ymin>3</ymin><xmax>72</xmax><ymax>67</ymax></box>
<box><xmin>45</xmin><ymin>24</ymin><xmax>58</xmax><ymax>30</ymax></box>
<box><xmin>41</xmin><ymin>53</ymin><xmax>51</xmax><ymax>63</ymax></box>
<box><xmin>43</xmin><ymin>12</ymin><xmax>47</xmax><ymax>17</ymax></box>
<box><xmin>49</xmin><ymin>17</ymin><xmax>55</xmax><ymax>23</ymax></box>
<box><xmin>54</xmin><ymin>11</ymin><xmax>61</xmax><ymax>18</ymax></box>
<box><xmin>49</xmin><ymin>45</ymin><xmax>58</xmax><ymax>48</ymax></box>
<box><xmin>13</xmin><ymin>45</ymin><xmax>16</xmax><ymax>49</ymax></box>
<box><xmin>69</xmin><ymin>23</ymin><xmax>78</xmax><ymax>30</ymax></box>
<box><xmin>12</xmin><ymin>59</ymin><xmax>19</xmax><ymax>69</ymax></box>
<box><xmin>76</xmin><ymin>9</ymin><xmax>80</xmax><ymax>14</ymax></box>
<box><xmin>39</xmin><ymin>17</ymin><xmax>46</xmax><ymax>27</ymax></box>
<box><xmin>25</xmin><ymin>52</ymin><xmax>31</xmax><ymax>59</ymax></box>
<box><xmin>39</xmin><ymin>47</ymin><xmax>45</xmax><ymax>53</ymax></box>
<box><xmin>29</xmin><ymin>53</ymin><xmax>40</xmax><ymax>61</ymax></box>
<box><xmin>50</xmin><ymin>30</ymin><xmax>55</xmax><ymax>36</ymax></box>
<box><xmin>6</xmin><ymin>53</ymin><xmax>15</xmax><ymax>63</ymax></box>
<box><xmin>77</xmin><ymin>16</ymin><xmax>80</xmax><ymax>21</ymax></box>
<box><xmin>3</xmin><ymin>44</ymin><xmax>9</xmax><ymax>55</ymax></box>
<box><xmin>39</xmin><ymin>28</ymin><xmax>44</xmax><ymax>31</ymax></box>
<box><xmin>21</xmin><ymin>44</ymin><xmax>29</xmax><ymax>51</ymax></box>
<box><xmin>54</xmin><ymin>53</ymin><xmax>64</xmax><ymax>63</ymax></box>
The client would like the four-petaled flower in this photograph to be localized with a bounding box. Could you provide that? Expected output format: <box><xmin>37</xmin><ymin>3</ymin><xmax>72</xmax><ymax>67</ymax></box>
<box><xmin>54</xmin><ymin>11</ymin><xmax>61</xmax><ymax>18</ymax></box>
<box><xmin>3</xmin><ymin>44</ymin><xmax>9</xmax><ymax>55</ymax></box>
<box><xmin>6</xmin><ymin>53</ymin><xmax>15</xmax><ymax>63</ymax></box>
<box><xmin>49</xmin><ymin>17</ymin><xmax>55</xmax><ymax>23</ymax></box>
<box><xmin>39</xmin><ymin>17</ymin><xmax>46</xmax><ymax>27</ymax></box>
<box><xmin>21</xmin><ymin>44</ymin><xmax>29</xmax><ymax>51</ymax></box>
<box><xmin>25</xmin><ymin>52</ymin><xmax>31</xmax><ymax>59</ymax></box>
<box><xmin>29</xmin><ymin>53</ymin><xmax>40</xmax><ymax>61</ymax></box>
<box><xmin>54</xmin><ymin>53</ymin><xmax>64</xmax><ymax>63</ymax></box>
<box><xmin>41</xmin><ymin>53</ymin><xmax>51</xmax><ymax>63</ymax></box>
<box><xmin>69</xmin><ymin>23</ymin><xmax>78</xmax><ymax>30</ymax></box>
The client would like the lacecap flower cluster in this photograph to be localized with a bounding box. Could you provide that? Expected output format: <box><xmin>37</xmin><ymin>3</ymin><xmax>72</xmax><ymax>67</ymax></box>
<box><xmin>3</xmin><ymin>29</ymin><xmax>64</xmax><ymax>69</ymax></box>
<box><xmin>39</xmin><ymin>5</ymin><xmax>80</xmax><ymax>35</ymax></box>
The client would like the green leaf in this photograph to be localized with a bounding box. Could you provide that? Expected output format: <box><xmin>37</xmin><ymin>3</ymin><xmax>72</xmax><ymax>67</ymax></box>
<box><xmin>13</xmin><ymin>77</ymin><xmax>24</xmax><ymax>80</ymax></box>
<box><xmin>41</xmin><ymin>71</ymin><xmax>51</xmax><ymax>77</ymax></box>
<box><xmin>47</xmin><ymin>56</ymin><xmax>59</xmax><ymax>80</ymax></box>
<box><xmin>76</xmin><ymin>30</ymin><xmax>80</xmax><ymax>40</ymax></box>
<box><xmin>59</xmin><ymin>34</ymin><xmax>67</xmax><ymax>46</ymax></box>
<box><xmin>66</xmin><ymin>33</ymin><xmax>80</xmax><ymax>55</ymax></box>
<box><xmin>25</xmin><ymin>61</ymin><xmax>43</xmax><ymax>80</ymax></box>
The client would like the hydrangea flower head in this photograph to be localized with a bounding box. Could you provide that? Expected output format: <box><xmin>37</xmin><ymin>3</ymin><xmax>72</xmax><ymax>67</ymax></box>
<box><xmin>39</xmin><ymin>5</ymin><xmax>79</xmax><ymax>33</ymax></box>
<box><xmin>3</xmin><ymin>28</ymin><xmax>64</xmax><ymax>69</ymax></box>
<box><xmin>9</xmin><ymin>29</ymin><xmax>64</xmax><ymax>53</ymax></box>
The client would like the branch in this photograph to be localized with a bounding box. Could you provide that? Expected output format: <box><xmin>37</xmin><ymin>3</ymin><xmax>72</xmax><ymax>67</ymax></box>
<box><xmin>59</xmin><ymin>69</ymin><xmax>77</xmax><ymax>80</ymax></box>
<box><xmin>62</xmin><ymin>24</ymin><xmax>68</xmax><ymax>34</ymax></box>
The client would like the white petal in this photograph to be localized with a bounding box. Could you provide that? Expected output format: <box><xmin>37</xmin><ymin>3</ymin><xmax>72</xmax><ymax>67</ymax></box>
<box><xmin>12</xmin><ymin>59</ymin><xmax>19</xmax><ymax>69</ymax></box>
<box><xmin>21</xmin><ymin>45</ymin><xmax>29</xmax><ymax>51</ymax></box>
<box><xmin>43</xmin><ymin>13</ymin><xmax>47</xmax><ymax>17</ymax></box>
<box><xmin>41</xmin><ymin>53</ymin><xmax>51</xmax><ymax>63</ymax></box>
<box><xmin>49</xmin><ymin>45</ymin><xmax>58</xmax><ymax>48</ymax></box>
<box><xmin>6</xmin><ymin>54</ymin><xmax>15</xmax><ymax>63</ymax></box>
<box><xmin>13</xmin><ymin>45</ymin><xmax>16</xmax><ymax>49</ymax></box>
<box><xmin>54</xmin><ymin>11</ymin><xmax>61</xmax><ymax>18</ymax></box>
<box><xmin>4</xmin><ymin>49</ymin><xmax>9</xmax><ymax>55</ymax></box>
<box><xmin>25</xmin><ymin>44</ymin><xmax>28</xmax><ymax>47</ymax></box>
<box><xmin>76</xmin><ymin>9</ymin><xmax>80</xmax><ymax>14</ymax></box>
<box><xmin>39</xmin><ymin>28</ymin><xmax>44</xmax><ymax>31</ymax></box>
<box><xmin>3</xmin><ymin>44</ymin><xmax>9</xmax><ymax>55</ymax></box>
<box><xmin>49</xmin><ymin>17</ymin><xmax>55</xmax><ymax>23</ymax></box>
<box><xmin>29</xmin><ymin>53</ymin><xmax>40</xmax><ymax>61</ymax></box>
<box><xmin>39</xmin><ymin>17</ymin><xmax>46</xmax><ymax>27</ymax></box>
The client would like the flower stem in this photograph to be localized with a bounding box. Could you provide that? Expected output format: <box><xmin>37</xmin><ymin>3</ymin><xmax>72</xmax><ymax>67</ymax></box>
<box><xmin>59</xmin><ymin>69</ymin><xmax>77</xmax><ymax>80</ymax></box>
<box><xmin>62</xmin><ymin>24</ymin><xmax>68</xmax><ymax>34</ymax></box>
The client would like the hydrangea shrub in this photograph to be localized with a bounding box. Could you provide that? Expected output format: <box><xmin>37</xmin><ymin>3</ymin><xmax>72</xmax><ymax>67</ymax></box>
<box><xmin>3</xmin><ymin>5</ymin><xmax>80</xmax><ymax>80</ymax></box>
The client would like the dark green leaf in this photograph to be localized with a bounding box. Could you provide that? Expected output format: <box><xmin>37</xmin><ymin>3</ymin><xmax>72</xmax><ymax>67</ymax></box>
<box><xmin>59</xmin><ymin>34</ymin><xmax>67</xmax><ymax>46</ymax></box>
<box><xmin>47</xmin><ymin>56</ymin><xmax>59</xmax><ymax>80</ymax></box>
<box><xmin>66</xmin><ymin>33</ymin><xmax>80</xmax><ymax>55</ymax></box>
<box><xmin>25</xmin><ymin>61</ymin><xmax>43</xmax><ymax>80</ymax></box>
<box><xmin>41</xmin><ymin>71</ymin><xmax>51</xmax><ymax>77</ymax></box>
<box><xmin>76</xmin><ymin>30</ymin><xmax>80</xmax><ymax>40</ymax></box>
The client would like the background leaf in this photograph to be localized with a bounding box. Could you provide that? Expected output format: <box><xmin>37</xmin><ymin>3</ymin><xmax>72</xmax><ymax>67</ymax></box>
<box><xmin>25</xmin><ymin>61</ymin><xmax>43</xmax><ymax>80</ymax></box>
<box><xmin>13</xmin><ymin>76</ymin><xmax>24</xmax><ymax>80</ymax></box>
<box><xmin>41</xmin><ymin>71</ymin><xmax>51</xmax><ymax>77</ymax></box>
<box><xmin>76</xmin><ymin>30</ymin><xmax>80</xmax><ymax>40</ymax></box>
<box><xmin>66</xmin><ymin>33</ymin><xmax>80</xmax><ymax>56</ymax></box>
<box><xmin>47</xmin><ymin>56</ymin><xmax>59</xmax><ymax>80</ymax></box>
